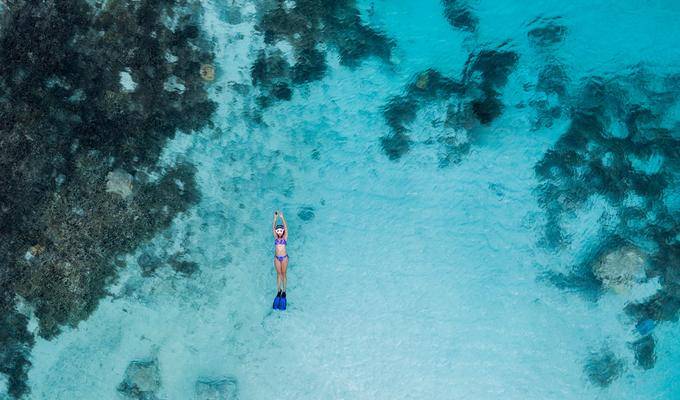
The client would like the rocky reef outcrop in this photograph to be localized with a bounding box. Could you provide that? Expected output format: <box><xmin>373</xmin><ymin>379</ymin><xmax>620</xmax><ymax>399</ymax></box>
<box><xmin>118</xmin><ymin>358</ymin><xmax>162</xmax><ymax>400</ymax></box>
<box><xmin>593</xmin><ymin>246</ymin><xmax>647</xmax><ymax>292</ymax></box>
<box><xmin>380</xmin><ymin>47</ymin><xmax>519</xmax><ymax>164</ymax></box>
<box><xmin>535</xmin><ymin>68</ymin><xmax>680</xmax><ymax>376</ymax></box>
<box><xmin>0</xmin><ymin>0</ymin><xmax>215</xmax><ymax>397</ymax></box>
<box><xmin>250</xmin><ymin>0</ymin><xmax>394</xmax><ymax>105</ymax></box>
<box><xmin>195</xmin><ymin>377</ymin><xmax>239</xmax><ymax>400</ymax></box>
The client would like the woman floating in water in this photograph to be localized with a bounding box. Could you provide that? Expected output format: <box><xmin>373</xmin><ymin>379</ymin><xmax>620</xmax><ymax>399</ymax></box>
<box><xmin>272</xmin><ymin>211</ymin><xmax>289</xmax><ymax>310</ymax></box>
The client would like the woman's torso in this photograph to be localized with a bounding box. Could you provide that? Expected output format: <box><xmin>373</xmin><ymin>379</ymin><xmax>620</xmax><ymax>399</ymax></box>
<box><xmin>274</xmin><ymin>238</ymin><xmax>287</xmax><ymax>256</ymax></box>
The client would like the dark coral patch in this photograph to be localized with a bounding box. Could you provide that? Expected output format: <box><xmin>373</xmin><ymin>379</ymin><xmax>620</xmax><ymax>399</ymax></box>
<box><xmin>583</xmin><ymin>347</ymin><xmax>625</xmax><ymax>388</ymax></box>
<box><xmin>471</xmin><ymin>94</ymin><xmax>503</xmax><ymax>125</ymax></box>
<box><xmin>297</xmin><ymin>206</ymin><xmax>316</xmax><ymax>222</ymax></box>
<box><xmin>527</xmin><ymin>16</ymin><xmax>567</xmax><ymax>47</ymax></box>
<box><xmin>0</xmin><ymin>311</ymin><xmax>34</xmax><ymax>399</ymax></box>
<box><xmin>252</xmin><ymin>0</ymin><xmax>395</xmax><ymax>105</ymax></box>
<box><xmin>534</xmin><ymin>68</ymin><xmax>680</xmax><ymax>371</ymax></box>
<box><xmin>292</xmin><ymin>47</ymin><xmax>327</xmax><ymax>84</ymax></box>
<box><xmin>0</xmin><ymin>0</ymin><xmax>215</xmax><ymax>396</ymax></box>
<box><xmin>630</xmin><ymin>335</ymin><xmax>656</xmax><ymax>370</ymax></box>
<box><xmin>380</xmin><ymin>132</ymin><xmax>412</xmax><ymax>161</ymax></box>
<box><xmin>379</xmin><ymin>47</ymin><xmax>518</xmax><ymax>162</ymax></box>
<box><xmin>442</xmin><ymin>0</ymin><xmax>478</xmax><ymax>32</ymax></box>
<box><xmin>463</xmin><ymin>49</ymin><xmax>519</xmax><ymax>92</ymax></box>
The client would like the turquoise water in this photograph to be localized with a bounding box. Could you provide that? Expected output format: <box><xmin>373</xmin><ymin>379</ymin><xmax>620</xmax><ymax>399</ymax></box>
<box><xmin>12</xmin><ymin>0</ymin><xmax>680</xmax><ymax>398</ymax></box>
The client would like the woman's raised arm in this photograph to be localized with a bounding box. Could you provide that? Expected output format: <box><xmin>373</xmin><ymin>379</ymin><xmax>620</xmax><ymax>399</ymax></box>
<box><xmin>272</xmin><ymin>211</ymin><xmax>279</xmax><ymax>237</ymax></box>
<box><xmin>280</xmin><ymin>211</ymin><xmax>288</xmax><ymax>240</ymax></box>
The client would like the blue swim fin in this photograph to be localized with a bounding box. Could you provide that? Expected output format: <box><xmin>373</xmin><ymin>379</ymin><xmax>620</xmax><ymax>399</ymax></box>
<box><xmin>273</xmin><ymin>291</ymin><xmax>281</xmax><ymax>310</ymax></box>
<box><xmin>279</xmin><ymin>292</ymin><xmax>287</xmax><ymax>310</ymax></box>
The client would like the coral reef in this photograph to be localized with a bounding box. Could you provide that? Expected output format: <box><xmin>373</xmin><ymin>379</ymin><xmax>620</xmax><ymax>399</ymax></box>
<box><xmin>541</xmin><ymin>238</ymin><xmax>649</xmax><ymax>300</ymax></box>
<box><xmin>441</xmin><ymin>0</ymin><xmax>478</xmax><ymax>32</ymax></box>
<box><xmin>526</xmin><ymin>16</ymin><xmax>567</xmax><ymax>47</ymax></box>
<box><xmin>251</xmin><ymin>0</ymin><xmax>394</xmax><ymax>104</ymax></box>
<box><xmin>534</xmin><ymin>71</ymin><xmax>680</xmax><ymax>247</ymax></box>
<box><xmin>0</xmin><ymin>0</ymin><xmax>215</xmax><ymax>397</ymax></box>
<box><xmin>528</xmin><ymin>63</ymin><xmax>569</xmax><ymax>129</ymax></box>
<box><xmin>297</xmin><ymin>206</ymin><xmax>315</xmax><ymax>221</ymax></box>
<box><xmin>380</xmin><ymin>47</ymin><xmax>518</xmax><ymax>164</ymax></box>
<box><xmin>593</xmin><ymin>246</ymin><xmax>647</xmax><ymax>292</ymax></box>
<box><xmin>0</xmin><ymin>311</ymin><xmax>34</xmax><ymax>399</ymax></box>
<box><xmin>583</xmin><ymin>347</ymin><xmax>625</xmax><ymax>388</ymax></box>
<box><xmin>535</xmin><ymin>68</ymin><xmax>680</xmax><ymax>371</ymax></box>
<box><xmin>118</xmin><ymin>358</ymin><xmax>162</xmax><ymax>400</ymax></box>
<box><xmin>630</xmin><ymin>335</ymin><xmax>656</xmax><ymax>370</ymax></box>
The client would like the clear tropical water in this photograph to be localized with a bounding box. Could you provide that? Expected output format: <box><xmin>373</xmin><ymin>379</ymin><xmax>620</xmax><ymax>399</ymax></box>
<box><xmin>7</xmin><ymin>0</ymin><xmax>680</xmax><ymax>399</ymax></box>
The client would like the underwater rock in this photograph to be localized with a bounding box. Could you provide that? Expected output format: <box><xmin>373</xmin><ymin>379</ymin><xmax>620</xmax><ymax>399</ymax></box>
<box><xmin>442</xmin><ymin>0</ymin><xmax>478</xmax><ymax>32</ymax></box>
<box><xmin>252</xmin><ymin>0</ymin><xmax>394</xmax><ymax>102</ymax></box>
<box><xmin>271</xmin><ymin>82</ymin><xmax>292</xmax><ymax>100</ymax></box>
<box><xmin>380</xmin><ymin>132</ymin><xmax>411</xmax><ymax>161</ymax></box>
<box><xmin>137</xmin><ymin>252</ymin><xmax>163</xmax><ymax>276</ymax></box>
<box><xmin>464</xmin><ymin>49</ymin><xmax>519</xmax><ymax>92</ymax></box>
<box><xmin>534</xmin><ymin>69</ymin><xmax>680</xmax><ymax>275</ymax></box>
<box><xmin>380</xmin><ymin>68</ymin><xmax>468</xmax><ymax>161</ymax></box>
<box><xmin>412</xmin><ymin>69</ymin><xmax>463</xmax><ymax>98</ymax></box>
<box><xmin>251</xmin><ymin>49</ymin><xmax>290</xmax><ymax>86</ymax></box>
<box><xmin>540</xmin><ymin>267</ymin><xmax>602</xmax><ymax>302</ymax></box>
<box><xmin>195</xmin><ymin>376</ymin><xmax>239</xmax><ymax>400</ymax></box>
<box><xmin>416</xmin><ymin>72</ymin><xmax>430</xmax><ymax>89</ymax></box>
<box><xmin>106</xmin><ymin>169</ymin><xmax>134</xmax><ymax>199</ymax></box>
<box><xmin>445</xmin><ymin>101</ymin><xmax>477</xmax><ymax>131</ymax></box>
<box><xmin>168</xmin><ymin>253</ymin><xmax>199</xmax><ymax>276</ymax></box>
<box><xmin>200</xmin><ymin>64</ymin><xmax>216</xmax><ymax>81</ymax></box>
<box><xmin>383</xmin><ymin>95</ymin><xmax>419</xmax><ymax>135</ymax></box>
<box><xmin>220</xmin><ymin>4</ymin><xmax>243</xmax><ymax>25</ymax></box>
<box><xmin>536</xmin><ymin>64</ymin><xmax>568</xmax><ymax>97</ymax></box>
<box><xmin>625</xmin><ymin>291</ymin><xmax>680</xmax><ymax>323</ymax></box>
<box><xmin>471</xmin><ymin>95</ymin><xmax>503</xmax><ymax>125</ymax></box>
<box><xmin>593</xmin><ymin>246</ymin><xmax>647</xmax><ymax>292</ymax></box>
<box><xmin>529</xmin><ymin>63</ymin><xmax>568</xmax><ymax>128</ymax></box>
<box><xmin>379</xmin><ymin>48</ymin><xmax>518</xmax><ymax>162</ymax></box>
<box><xmin>120</xmin><ymin>70</ymin><xmax>138</xmax><ymax>92</ymax></box>
<box><xmin>583</xmin><ymin>347</ymin><xmax>625</xmax><ymax>388</ymax></box>
<box><xmin>291</xmin><ymin>47</ymin><xmax>327</xmax><ymax>84</ymax></box>
<box><xmin>527</xmin><ymin>18</ymin><xmax>567</xmax><ymax>46</ymax></box>
<box><xmin>28</xmin><ymin>244</ymin><xmax>45</xmax><ymax>257</ymax></box>
<box><xmin>630</xmin><ymin>335</ymin><xmax>656</xmax><ymax>370</ymax></box>
<box><xmin>164</xmin><ymin>75</ymin><xmax>187</xmax><ymax>94</ymax></box>
<box><xmin>297</xmin><ymin>206</ymin><xmax>315</xmax><ymax>221</ymax></box>
<box><xmin>118</xmin><ymin>358</ymin><xmax>161</xmax><ymax>399</ymax></box>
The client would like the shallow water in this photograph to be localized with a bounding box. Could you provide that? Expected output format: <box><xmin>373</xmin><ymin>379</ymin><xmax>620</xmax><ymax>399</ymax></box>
<box><xmin>13</xmin><ymin>0</ymin><xmax>680</xmax><ymax>399</ymax></box>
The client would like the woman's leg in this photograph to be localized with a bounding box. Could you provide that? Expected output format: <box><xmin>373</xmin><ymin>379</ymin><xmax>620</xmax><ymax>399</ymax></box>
<box><xmin>281</xmin><ymin>257</ymin><xmax>288</xmax><ymax>291</ymax></box>
<box><xmin>274</xmin><ymin>258</ymin><xmax>282</xmax><ymax>292</ymax></box>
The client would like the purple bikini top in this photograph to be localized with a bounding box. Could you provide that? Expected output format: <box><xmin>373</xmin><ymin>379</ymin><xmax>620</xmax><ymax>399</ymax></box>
<box><xmin>275</xmin><ymin>238</ymin><xmax>287</xmax><ymax>245</ymax></box>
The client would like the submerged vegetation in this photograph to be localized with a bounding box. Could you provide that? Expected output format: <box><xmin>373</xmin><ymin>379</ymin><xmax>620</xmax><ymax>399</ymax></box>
<box><xmin>0</xmin><ymin>0</ymin><xmax>215</xmax><ymax>397</ymax></box>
